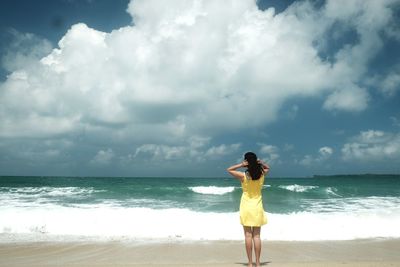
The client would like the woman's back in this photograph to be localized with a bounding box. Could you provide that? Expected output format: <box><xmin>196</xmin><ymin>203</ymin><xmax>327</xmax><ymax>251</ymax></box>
<box><xmin>241</xmin><ymin>173</ymin><xmax>264</xmax><ymax>199</ymax></box>
<box><xmin>240</xmin><ymin>172</ymin><xmax>267</xmax><ymax>227</ymax></box>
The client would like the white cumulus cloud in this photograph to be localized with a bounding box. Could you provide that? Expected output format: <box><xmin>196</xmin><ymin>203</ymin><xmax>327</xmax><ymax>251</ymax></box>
<box><xmin>205</xmin><ymin>143</ymin><xmax>241</xmax><ymax>159</ymax></box>
<box><xmin>380</xmin><ymin>69</ymin><xmax>400</xmax><ymax>96</ymax></box>
<box><xmin>90</xmin><ymin>149</ymin><xmax>115</xmax><ymax>165</ymax></box>
<box><xmin>342</xmin><ymin>130</ymin><xmax>400</xmax><ymax>162</ymax></box>
<box><xmin>1</xmin><ymin>0</ymin><xmax>397</xmax><ymax>141</ymax></box>
<box><xmin>258</xmin><ymin>143</ymin><xmax>280</xmax><ymax>164</ymax></box>
<box><xmin>299</xmin><ymin>146</ymin><xmax>333</xmax><ymax>166</ymax></box>
<box><xmin>323</xmin><ymin>86</ymin><xmax>369</xmax><ymax>112</ymax></box>
<box><xmin>134</xmin><ymin>141</ymin><xmax>240</xmax><ymax>162</ymax></box>
<box><xmin>0</xmin><ymin>0</ymin><xmax>398</xmax><ymax>172</ymax></box>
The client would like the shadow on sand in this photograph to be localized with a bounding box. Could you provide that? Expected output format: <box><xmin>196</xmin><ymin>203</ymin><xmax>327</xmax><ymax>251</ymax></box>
<box><xmin>235</xmin><ymin>262</ymin><xmax>271</xmax><ymax>266</ymax></box>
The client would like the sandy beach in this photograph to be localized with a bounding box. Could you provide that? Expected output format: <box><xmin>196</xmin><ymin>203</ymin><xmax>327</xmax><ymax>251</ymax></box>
<box><xmin>0</xmin><ymin>238</ymin><xmax>399</xmax><ymax>267</ymax></box>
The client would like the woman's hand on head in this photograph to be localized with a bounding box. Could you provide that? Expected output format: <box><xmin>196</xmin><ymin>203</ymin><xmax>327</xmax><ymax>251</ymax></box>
<box><xmin>258</xmin><ymin>159</ymin><xmax>270</xmax><ymax>172</ymax></box>
<box><xmin>258</xmin><ymin>159</ymin><xmax>268</xmax><ymax>165</ymax></box>
<box><xmin>242</xmin><ymin>160</ymin><xmax>248</xmax><ymax>167</ymax></box>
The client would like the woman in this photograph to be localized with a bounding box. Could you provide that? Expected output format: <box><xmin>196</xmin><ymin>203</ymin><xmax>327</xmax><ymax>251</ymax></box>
<box><xmin>227</xmin><ymin>152</ymin><xmax>270</xmax><ymax>267</ymax></box>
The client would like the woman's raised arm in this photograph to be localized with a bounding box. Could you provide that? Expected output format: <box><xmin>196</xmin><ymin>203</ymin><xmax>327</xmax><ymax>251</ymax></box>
<box><xmin>227</xmin><ymin>160</ymin><xmax>247</xmax><ymax>181</ymax></box>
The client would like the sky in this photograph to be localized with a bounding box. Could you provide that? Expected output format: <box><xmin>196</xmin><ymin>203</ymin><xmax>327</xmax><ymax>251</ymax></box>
<box><xmin>0</xmin><ymin>0</ymin><xmax>399</xmax><ymax>178</ymax></box>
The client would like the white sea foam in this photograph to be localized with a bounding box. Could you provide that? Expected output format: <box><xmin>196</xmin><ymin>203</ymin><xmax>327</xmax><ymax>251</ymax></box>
<box><xmin>278</xmin><ymin>184</ymin><xmax>318</xmax><ymax>192</ymax></box>
<box><xmin>2</xmin><ymin>187</ymin><xmax>103</xmax><ymax>197</ymax></box>
<box><xmin>189</xmin><ymin>186</ymin><xmax>235</xmax><ymax>195</ymax></box>
<box><xmin>325</xmin><ymin>187</ymin><xmax>342</xmax><ymax>197</ymax></box>
<box><xmin>0</xmin><ymin>187</ymin><xmax>104</xmax><ymax>208</ymax></box>
<box><xmin>1</xmin><ymin>196</ymin><xmax>400</xmax><ymax>242</ymax></box>
<box><xmin>0</xmin><ymin>204</ymin><xmax>241</xmax><ymax>242</ymax></box>
<box><xmin>304</xmin><ymin>196</ymin><xmax>400</xmax><ymax>213</ymax></box>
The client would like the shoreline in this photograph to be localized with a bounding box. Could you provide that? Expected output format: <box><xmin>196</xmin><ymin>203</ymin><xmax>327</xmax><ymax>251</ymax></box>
<box><xmin>1</xmin><ymin>238</ymin><xmax>399</xmax><ymax>266</ymax></box>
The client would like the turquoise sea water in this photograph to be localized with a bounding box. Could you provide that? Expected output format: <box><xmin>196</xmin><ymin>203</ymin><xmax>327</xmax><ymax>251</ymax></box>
<box><xmin>1</xmin><ymin>175</ymin><xmax>399</xmax><ymax>242</ymax></box>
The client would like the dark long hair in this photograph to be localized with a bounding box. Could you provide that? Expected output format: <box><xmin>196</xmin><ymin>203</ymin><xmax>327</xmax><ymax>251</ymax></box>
<box><xmin>244</xmin><ymin>152</ymin><xmax>263</xmax><ymax>180</ymax></box>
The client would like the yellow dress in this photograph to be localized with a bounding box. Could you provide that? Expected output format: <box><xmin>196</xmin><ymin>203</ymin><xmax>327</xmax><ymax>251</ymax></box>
<box><xmin>239</xmin><ymin>173</ymin><xmax>267</xmax><ymax>226</ymax></box>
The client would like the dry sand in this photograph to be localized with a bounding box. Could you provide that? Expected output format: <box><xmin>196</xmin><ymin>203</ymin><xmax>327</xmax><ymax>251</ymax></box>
<box><xmin>0</xmin><ymin>239</ymin><xmax>399</xmax><ymax>267</ymax></box>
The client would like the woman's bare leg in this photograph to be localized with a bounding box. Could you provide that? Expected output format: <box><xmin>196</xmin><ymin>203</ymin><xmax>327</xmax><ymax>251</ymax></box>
<box><xmin>243</xmin><ymin>226</ymin><xmax>253</xmax><ymax>267</ymax></box>
<box><xmin>252</xmin><ymin>227</ymin><xmax>261</xmax><ymax>267</ymax></box>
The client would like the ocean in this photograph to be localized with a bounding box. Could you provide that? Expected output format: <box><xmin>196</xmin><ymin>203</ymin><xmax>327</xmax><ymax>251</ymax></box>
<box><xmin>1</xmin><ymin>175</ymin><xmax>399</xmax><ymax>242</ymax></box>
